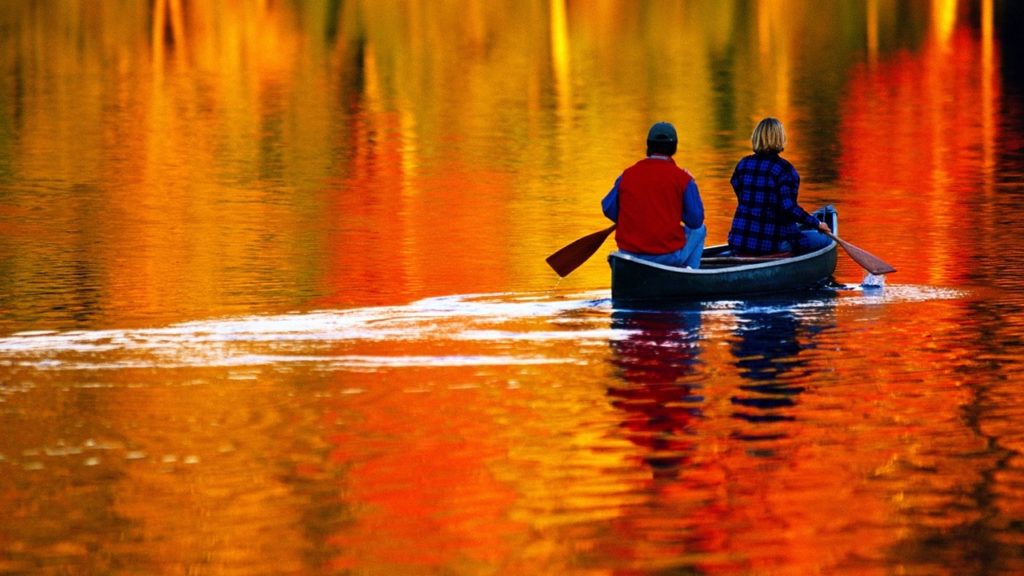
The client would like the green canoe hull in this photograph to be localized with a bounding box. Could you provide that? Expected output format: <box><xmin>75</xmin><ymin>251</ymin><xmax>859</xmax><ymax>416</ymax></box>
<box><xmin>609</xmin><ymin>207</ymin><xmax>840</xmax><ymax>302</ymax></box>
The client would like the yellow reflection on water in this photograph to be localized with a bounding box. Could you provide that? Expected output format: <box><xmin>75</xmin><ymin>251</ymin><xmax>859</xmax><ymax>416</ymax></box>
<box><xmin>933</xmin><ymin>0</ymin><xmax>959</xmax><ymax>50</ymax></box>
<box><xmin>550</xmin><ymin>0</ymin><xmax>572</xmax><ymax>124</ymax></box>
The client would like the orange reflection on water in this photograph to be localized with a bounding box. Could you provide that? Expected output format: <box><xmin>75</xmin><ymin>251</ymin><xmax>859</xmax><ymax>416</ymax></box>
<box><xmin>320</xmin><ymin>104</ymin><xmax>517</xmax><ymax>306</ymax></box>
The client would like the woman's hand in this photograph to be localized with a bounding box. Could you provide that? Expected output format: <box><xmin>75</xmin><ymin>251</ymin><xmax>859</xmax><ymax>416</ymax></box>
<box><xmin>818</xmin><ymin>221</ymin><xmax>831</xmax><ymax>233</ymax></box>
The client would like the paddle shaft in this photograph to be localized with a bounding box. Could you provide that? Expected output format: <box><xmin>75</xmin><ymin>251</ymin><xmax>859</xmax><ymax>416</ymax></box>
<box><xmin>820</xmin><ymin>229</ymin><xmax>896</xmax><ymax>275</ymax></box>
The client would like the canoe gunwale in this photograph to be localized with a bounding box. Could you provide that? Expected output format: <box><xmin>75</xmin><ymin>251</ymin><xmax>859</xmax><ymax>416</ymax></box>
<box><xmin>607</xmin><ymin>240</ymin><xmax>837</xmax><ymax>276</ymax></box>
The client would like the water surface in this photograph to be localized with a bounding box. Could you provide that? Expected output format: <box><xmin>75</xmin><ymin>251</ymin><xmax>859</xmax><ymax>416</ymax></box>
<box><xmin>2</xmin><ymin>1</ymin><xmax>1024</xmax><ymax>574</ymax></box>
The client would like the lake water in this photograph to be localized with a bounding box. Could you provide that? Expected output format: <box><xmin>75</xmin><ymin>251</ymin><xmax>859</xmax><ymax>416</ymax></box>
<box><xmin>2</xmin><ymin>1</ymin><xmax>1024</xmax><ymax>574</ymax></box>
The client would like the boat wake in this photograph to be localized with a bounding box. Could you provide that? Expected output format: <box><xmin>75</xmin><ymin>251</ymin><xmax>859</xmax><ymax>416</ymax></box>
<box><xmin>0</xmin><ymin>285</ymin><xmax>966</xmax><ymax>372</ymax></box>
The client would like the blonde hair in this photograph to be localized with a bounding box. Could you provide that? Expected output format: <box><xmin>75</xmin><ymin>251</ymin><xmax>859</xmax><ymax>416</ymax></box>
<box><xmin>751</xmin><ymin>117</ymin><xmax>786</xmax><ymax>153</ymax></box>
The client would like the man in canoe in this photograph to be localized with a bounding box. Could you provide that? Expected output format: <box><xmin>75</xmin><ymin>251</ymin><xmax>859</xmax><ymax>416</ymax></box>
<box><xmin>601</xmin><ymin>121</ymin><xmax>706</xmax><ymax>269</ymax></box>
<box><xmin>727</xmin><ymin>117</ymin><xmax>831</xmax><ymax>256</ymax></box>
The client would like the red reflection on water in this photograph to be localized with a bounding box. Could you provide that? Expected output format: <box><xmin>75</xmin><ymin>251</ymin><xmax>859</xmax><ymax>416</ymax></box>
<box><xmin>838</xmin><ymin>2</ymin><xmax>1001</xmax><ymax>286</ymax></box>
<box><xmin>321</xmin><ymin>372</ymin><xmax>521</xmax><ymax>571</ymax></box>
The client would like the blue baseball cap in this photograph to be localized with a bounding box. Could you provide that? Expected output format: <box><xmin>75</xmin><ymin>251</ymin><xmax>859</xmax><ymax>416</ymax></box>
<box><xmin>647</xmin><ymin>122</ymin><xmax>677</xmax><ymax>143</ymax></box>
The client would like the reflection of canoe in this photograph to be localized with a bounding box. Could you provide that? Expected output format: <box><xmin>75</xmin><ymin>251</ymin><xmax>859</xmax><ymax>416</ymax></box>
<box><xmin>609</xmin><ymin>206</ymin><xmax>839</xmax><ymax>301</ymax></box>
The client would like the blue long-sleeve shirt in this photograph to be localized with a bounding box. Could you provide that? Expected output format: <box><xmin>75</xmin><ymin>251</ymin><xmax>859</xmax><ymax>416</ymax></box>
<box><xmin>727</xmin><ymin>152</ymin><xmax>818</xmax><ymax>254</ymax></box>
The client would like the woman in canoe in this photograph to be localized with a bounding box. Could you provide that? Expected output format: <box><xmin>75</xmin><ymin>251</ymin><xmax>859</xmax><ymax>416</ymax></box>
<box><xmin>727</xmin><ymin>117</ymin><xmax>831</xmax><ymax>256</ymax></box>
<box><xmin>601</xmin><ymin>121</ymin><xmax>707</xmax><ymax>269</ymax></box>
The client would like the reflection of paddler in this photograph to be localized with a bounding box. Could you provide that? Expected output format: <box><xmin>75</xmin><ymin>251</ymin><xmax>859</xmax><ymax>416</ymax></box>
<box><xmin>608</xmin><ymin>308</ymin><xmax>702</xmax><ymax>478</ymax></box>
<box><xmin>728</xmin><ymin>301</ymin><xmax>834</xmax><ymax>434</ymax></box>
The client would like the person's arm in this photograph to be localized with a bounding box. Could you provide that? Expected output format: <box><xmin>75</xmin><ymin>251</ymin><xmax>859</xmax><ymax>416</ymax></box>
<box><xmin>601</xmin><ymin>176</ymin><xmax>622</xmax><ymax>222</ymax></box>
<box><xmin>682</xmin><ymin>180</ymin><xmax>704</xmax><ymax>229</ymax></box>
<box><xmin>778</xmin><ymin>173</ymin><xmax>820</xmax><ymax>229</ymax></box>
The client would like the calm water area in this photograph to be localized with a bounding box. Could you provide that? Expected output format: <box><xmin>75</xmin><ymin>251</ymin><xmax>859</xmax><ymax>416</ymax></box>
<box><xmin>3</xmin><ymin>1</ymin><xmax>1024</xmax><ymax>574</ymax></box>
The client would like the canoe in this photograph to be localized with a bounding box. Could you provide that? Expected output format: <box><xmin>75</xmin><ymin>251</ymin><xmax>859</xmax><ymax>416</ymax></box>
<box><xmin>608</xmin><ymin>206</ymin><xmax>839</xmax><ymax>301</ymax></box>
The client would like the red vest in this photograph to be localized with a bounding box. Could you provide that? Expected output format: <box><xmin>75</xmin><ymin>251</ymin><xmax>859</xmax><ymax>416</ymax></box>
<box><xmin>616</xmin><ymin>157</ymin><xmax>693</xmax><ymax>254</ymax></box>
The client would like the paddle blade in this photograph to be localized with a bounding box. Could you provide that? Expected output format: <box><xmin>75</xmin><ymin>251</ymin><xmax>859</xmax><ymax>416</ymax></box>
<box><xmin>545</xmin><ymin>224</ymin><xmax>616</xmax><ymax>277</ymax></box>
<box><xmin>831</xmin><ymin>235</ymin><xmax>896</xmax><ymax>275</ymax></box>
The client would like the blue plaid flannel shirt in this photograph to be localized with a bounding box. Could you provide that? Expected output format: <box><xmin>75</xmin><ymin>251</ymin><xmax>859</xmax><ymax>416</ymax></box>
<box><xmin>726</xmin><ymin>153</ymin><xmax>821</xmax><ymax>254</ymax></box>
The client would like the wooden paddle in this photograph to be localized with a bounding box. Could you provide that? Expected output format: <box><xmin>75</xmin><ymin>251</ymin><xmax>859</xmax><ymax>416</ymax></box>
<box><xmin>545</xmin><ymin>224</ymin><xmax>616</xmax><ymax>277</ymax></box>
<box><xmin>821</xmin><ymin>230</ymin><xmax>896</xmax><ymax>275</ymax></box>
